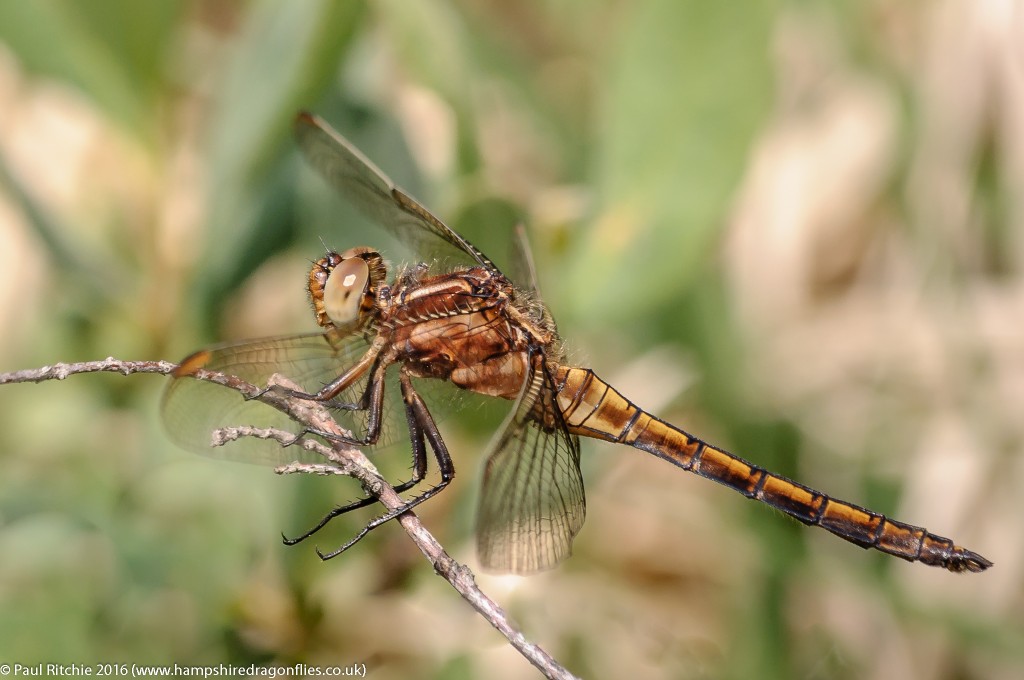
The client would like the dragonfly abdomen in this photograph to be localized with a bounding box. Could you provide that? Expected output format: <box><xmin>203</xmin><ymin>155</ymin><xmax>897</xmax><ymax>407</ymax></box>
<box><xmin>553</xmin><ymin>366</ymin><xmax>991</xmax><ymax>573</ymax></box>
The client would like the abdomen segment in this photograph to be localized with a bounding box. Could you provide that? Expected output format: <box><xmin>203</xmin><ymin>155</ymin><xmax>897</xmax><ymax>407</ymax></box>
<box><xmin>554</xmin><ymin>366</ymin><xmax>991</xmax><ymax>573</ymax></box>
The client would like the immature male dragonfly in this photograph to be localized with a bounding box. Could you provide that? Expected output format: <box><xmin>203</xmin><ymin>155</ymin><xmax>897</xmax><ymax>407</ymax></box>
<box><xmin>163</xmin><ymin>113</ymin><xmax>991</xmax><ymax>575</ymax></box>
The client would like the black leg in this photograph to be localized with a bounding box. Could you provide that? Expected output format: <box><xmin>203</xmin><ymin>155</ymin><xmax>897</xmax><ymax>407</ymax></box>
<box><xmin>275</xmin><ymin>349</ymin><xmax>378</xmax><ymax>403</ymax></box>
<box><xmin>281</xmin><ymin>359</ymin><xmax>403</xmax><ymax>544</ymax></box>
<box><xmin>292</xmin><ymin>358</ymin><xmax>388</xmax><ymax>448</ymax></box>
<box><xmin>282</xmin><ymin>422</ymin><xmax>430</xmax><ymax>545</ymax></box>
<box><xmin>316</xmin><ymin>370</ymin><xmax>456</xmax><ymax>561</ymax></box>
<box><xmin>318</xmin><ymin>352</ymin><xmax>383</xmax><ymax>412</ymax></box>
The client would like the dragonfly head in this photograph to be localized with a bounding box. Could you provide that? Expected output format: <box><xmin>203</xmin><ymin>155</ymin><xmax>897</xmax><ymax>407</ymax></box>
<box><xmin>308</xmin><ymin>246</ymin><xmax>387</xmax><ymax>329</ymax></box>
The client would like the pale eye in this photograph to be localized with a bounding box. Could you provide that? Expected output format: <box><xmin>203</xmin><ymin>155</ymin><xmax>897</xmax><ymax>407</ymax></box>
<box><xmin>323</xmin><ymin>257</ymin><xmax>370</xmax><ymax>325</ymax></box>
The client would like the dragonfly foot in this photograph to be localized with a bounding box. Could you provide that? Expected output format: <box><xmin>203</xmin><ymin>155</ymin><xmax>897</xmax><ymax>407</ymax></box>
<box><xmin>243</xmin><ymin>385</ymin><xmax>272</xmax><ymax>401</ymax></box>
<box><xmin>281</xmin><ymin>531</ymin><xmax>304</xmax><ymax>546</ymax></box>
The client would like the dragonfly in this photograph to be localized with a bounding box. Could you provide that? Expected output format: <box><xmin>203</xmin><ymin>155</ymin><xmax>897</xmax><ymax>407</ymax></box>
<box><xmin>163</xmin><ymin>112</ymin><xmax>992</xmax><ymax>575</ymax></box>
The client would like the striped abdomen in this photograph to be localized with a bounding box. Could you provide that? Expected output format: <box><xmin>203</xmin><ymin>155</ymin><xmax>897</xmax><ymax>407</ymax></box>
<box><xmin>553</xmin><ymin>366</ymin><xmax>991</xmax><ymax>573</ymax></box>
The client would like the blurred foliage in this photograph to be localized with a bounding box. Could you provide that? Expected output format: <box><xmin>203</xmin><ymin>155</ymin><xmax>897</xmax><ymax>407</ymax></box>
<box><xmin>1</xmin><ymin>1</ymin><xmax>1022</xmax><ymax>679</ymax></box>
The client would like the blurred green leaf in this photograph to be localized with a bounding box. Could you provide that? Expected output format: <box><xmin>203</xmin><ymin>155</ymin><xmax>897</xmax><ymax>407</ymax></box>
<box><xmin>198</xmin><ymin>0</ymin><xmax>366</xmax><ymax>318</ymax></box>
<box><xmin>377</xmin><ymin>0</ymin><xmax>471</xmax><ymax>110</ymax></box>
<box><xmin>565</xmin><ymin>0</ymin><xmax>776</xmax><ymax>324</ymax></box>
<box><xmin>0</xmin><ymin>0</ymin><xmax>183</xmax><ymax>136</ymax></box>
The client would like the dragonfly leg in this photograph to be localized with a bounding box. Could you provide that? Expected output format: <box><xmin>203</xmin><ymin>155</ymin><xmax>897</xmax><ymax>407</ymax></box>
<box><xmin>319</xmin><ymin>353</ymin><xmax>387</xmax><ymax>412</ymax></box>
<box><xmin>317</xmin><ymin>369</ymin><xmax>455</xmax><ymax>561</ymax></box>
<box><xmin>248</xmin><ymin>347</ymin><xmax>380</xmax><ymax>407</ymax></box>
<box><xmin>282</xmin><ymin>419</ymin><xmax>430</xmax><ymax>546</ymax></box>
<box><xmin>296</xmin><ymin>358</ymin><xmax>389</xmax><ymax>447</ymax></box>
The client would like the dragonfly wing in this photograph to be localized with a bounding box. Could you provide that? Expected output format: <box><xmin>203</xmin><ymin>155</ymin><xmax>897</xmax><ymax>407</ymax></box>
<box><xmin>506</xmin><ymin>223</ymin><xmax>559</xmax><ymax>337</ymax></box>
<box><xmin>476</xmin><ymin>355</ymin><xmax>586</xmax><ymax>574</ymax></box>
<box><xmin>294</xmin><ymin>112</ymin><xmax>495</xmax><ymax>272</ymax></box>
<box><xmin>162</xmin><ymin>329</ymin><xmax>391</xmax><ymax>465</ymax></box>
<box><xmin>507</xmin><ymin>223</ymin><xmax>541</xmax><ymax>296</ymax></box>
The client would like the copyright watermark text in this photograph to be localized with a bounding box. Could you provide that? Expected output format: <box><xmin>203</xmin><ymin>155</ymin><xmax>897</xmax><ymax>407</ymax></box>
<box><xmin>0</xmin><ymin>664</ymin><xmax>366</xmax><ymax>678</ymax></box>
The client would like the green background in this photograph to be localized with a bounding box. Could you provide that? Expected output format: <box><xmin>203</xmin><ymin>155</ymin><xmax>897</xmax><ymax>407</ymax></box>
<box><xmin>0</xmin><ymin>1</ymin><xmax>1020</xmax><ymax>678</ymax></box>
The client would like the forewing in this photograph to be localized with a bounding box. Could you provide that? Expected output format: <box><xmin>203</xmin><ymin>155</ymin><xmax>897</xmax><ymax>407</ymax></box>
<box><xmin>162</xmin><ymin>329</ymin><xmax>395</xmax><ymax>465</ymax></box>
<box><xmin>294</xmin><ymin>112</ymin><xmax>495</xmax><ymax>272</ymax></box>
<box><xmin>476</xmin><ymin>357</ymin><xmax>586</xmax><ymax>574</ymax></box>
<box><xmin>508</xmin><ymin>223</ymin><xmax>541</xmax><ymax>296</ymax></box>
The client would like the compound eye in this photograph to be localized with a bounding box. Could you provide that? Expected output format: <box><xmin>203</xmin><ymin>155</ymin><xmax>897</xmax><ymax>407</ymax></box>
<box><xmin>323</xmin><ymin>256</ymin><xmax>370</xmax><ymax>325</ymax></box>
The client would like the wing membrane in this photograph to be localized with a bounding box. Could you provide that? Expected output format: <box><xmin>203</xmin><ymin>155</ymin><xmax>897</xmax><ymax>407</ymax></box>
<box><xmin>294</xmin><ymin>112</ymin><xmax>495</xmax><ymax>271</ymax></box>
<box><xmin>508</xmin><ymin>223</ymin><xmax>541</xmax><ymax>296</ymax></box>
<box><xmin>476</xmin><ymin>355</ymin><xmax>586</xmax><ymax>574</ymax></box>
<box><xmin>162</xmin><ymin>329</ymin><xmax>402</xmax><ymax>464</ymax></box>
